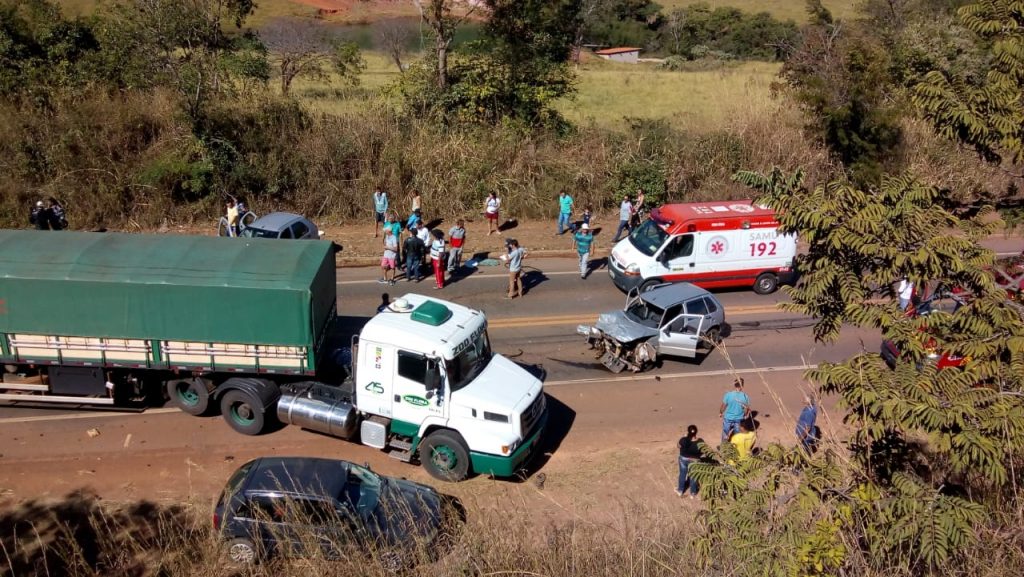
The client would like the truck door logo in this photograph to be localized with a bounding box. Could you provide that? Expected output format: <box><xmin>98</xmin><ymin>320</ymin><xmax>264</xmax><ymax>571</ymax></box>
<box><xmin>365</xmin><ymin>382</ymin><xmax>384</xmax><ymax>394</ymax></box>
<box><xmin>706</xmin><ymin>236</ymin><xmax>729</xmax><ymax>258</ymax></box>
<box><xmin>402</xmin><ymin>395</ymin><xmax>429</xmax><ymax>407</ymax></box>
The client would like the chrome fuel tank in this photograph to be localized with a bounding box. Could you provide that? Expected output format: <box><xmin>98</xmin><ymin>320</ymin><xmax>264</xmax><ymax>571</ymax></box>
<box><xmin>277</xmin><ymin>382</ymin><xmax>358</xmax><ymax>440</ymax></box>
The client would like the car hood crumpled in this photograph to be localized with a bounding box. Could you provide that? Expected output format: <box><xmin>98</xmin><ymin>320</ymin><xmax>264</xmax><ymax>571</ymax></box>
<box><xmin>594</xmin><ymin>311</ymin><xmax>658</xmax><ymax>343</ymax></box>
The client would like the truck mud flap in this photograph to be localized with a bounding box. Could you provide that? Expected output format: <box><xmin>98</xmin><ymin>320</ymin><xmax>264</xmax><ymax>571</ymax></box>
<box><xmin>599</xmin><ymin>351</ymin><xmax>627</xmax><ymax>373</ymax></box>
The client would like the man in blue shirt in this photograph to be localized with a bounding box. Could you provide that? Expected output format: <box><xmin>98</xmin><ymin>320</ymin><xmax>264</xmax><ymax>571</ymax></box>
<box><xmin>373</xmin><ymin>186</ymin><xmax>389</xmax><ymax>238</ymax></box>
<box><xmin>557</xmin><ymin>192</ymin><xmax>574</xmax><ymax>235</ymax></box>
<box><xmin>573</xmin><ymin>223</ymin><xmax>594</xmax><ymax>279</ymax></box>
<box><xmin>796</xmin><ymin>395</ymin><xmax>818</xmax><ymax>453</ymax></box>
<box><xmin>719</xmin><ymin>378</ymin><xmax>750</xmax><ymax>441</ymax></box>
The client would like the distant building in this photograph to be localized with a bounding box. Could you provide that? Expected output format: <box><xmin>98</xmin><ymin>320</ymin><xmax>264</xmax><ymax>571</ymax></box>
<box><xmin>594</xmin><ymin>47</ymin><xmax>642</xmax><ymax>64</ymax></box>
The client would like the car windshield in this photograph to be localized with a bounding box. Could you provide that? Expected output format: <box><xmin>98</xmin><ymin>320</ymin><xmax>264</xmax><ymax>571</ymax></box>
<box><xmin>342</xmin><ymin>463</ymin><xmax>383</xmax><ymax>518</ymax></box>
<box><xmin>624</xmin><ymin>299</ymin><xmax>665</xmax><ymax>328</ymax></box>
<box><xmin>241</xmin><ymin>226</ymin><xmax>279</xmax><ymax>239</ymax></box>
<box><xmin>628</xmin><ymin>219</ymin><xmax>669</xmax><ymax>257</ymax></box>
<box><xmin>446</xmin><ymin>330</ymin><xmax>492</xmax><ymax>393</ymax></box>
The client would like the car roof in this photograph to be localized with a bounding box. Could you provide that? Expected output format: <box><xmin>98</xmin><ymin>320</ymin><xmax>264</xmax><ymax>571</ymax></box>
<box><xmin>251</xmin><ymin>212</ymin><xmax>304</xmax><ymax>230</ymax></box>
<box><xmin>640</xmin><ymin>282</ymin><xmax>716</xmax><ymax>309</ymax></box>
<box><xmin>242</xmin><ymin>457</ymin><xmax>350</xmax><ymax>498</ymax></box>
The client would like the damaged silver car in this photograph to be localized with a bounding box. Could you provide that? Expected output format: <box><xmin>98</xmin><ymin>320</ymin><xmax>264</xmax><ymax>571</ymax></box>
<box><xmin>577</xmin><ymin>282</ymin><xmax>726</xmax><ymax>373</ymax></box>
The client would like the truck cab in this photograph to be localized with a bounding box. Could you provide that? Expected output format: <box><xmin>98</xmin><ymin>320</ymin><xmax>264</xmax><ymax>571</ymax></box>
<box><xmin>349</xmin><ymin>295</ymin><xmax>546</xmax><ymax>482</ymax></box>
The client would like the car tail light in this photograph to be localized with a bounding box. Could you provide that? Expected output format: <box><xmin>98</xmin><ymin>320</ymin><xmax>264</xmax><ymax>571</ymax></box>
<box><xmin>213</xmin><ymin>511</ymin><xmax>221</xmax><ymax>530</ymax></box>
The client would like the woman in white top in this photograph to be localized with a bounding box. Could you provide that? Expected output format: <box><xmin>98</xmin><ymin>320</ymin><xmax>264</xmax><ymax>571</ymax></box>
<box><xmin>484</xmin><ymin>192</ymin><xmax>501</xmax><ymax>235</ymax></box>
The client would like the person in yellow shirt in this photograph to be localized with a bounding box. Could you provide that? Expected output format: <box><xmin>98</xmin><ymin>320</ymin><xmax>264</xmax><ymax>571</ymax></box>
<box><xmin>729</xmin><ymin>421</ymin><xmax>757</xmax><ymax>463</ymax></box>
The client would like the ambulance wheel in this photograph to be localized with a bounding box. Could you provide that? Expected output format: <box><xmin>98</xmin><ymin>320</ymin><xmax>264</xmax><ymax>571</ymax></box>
<box><xmin>753</xmin><ymin>273</ymin><xmax>778</xmax><ymax>295</ymax></box>
<box><xmin>639</xmin><ymin>279</ymin><xmax>662</xmax><ymax>293</ymax></box>
<box><xmin>420</xmin><ymin>430</ymin><xmax>471</xmax><ymax>482</ymax></box>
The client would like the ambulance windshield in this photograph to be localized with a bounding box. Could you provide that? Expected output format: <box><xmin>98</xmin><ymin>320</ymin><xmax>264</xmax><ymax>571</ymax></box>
<box><xmin>629</xmin><ymin>220</ymin><xmax>669</xmax><ymax>257</ymax></box>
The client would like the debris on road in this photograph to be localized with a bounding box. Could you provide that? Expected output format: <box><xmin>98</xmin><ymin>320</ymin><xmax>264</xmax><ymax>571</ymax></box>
<box><xmin>123</xmin><ymin>433</ymin><xmax>132</xmax><ymax>448</ymax></box>
<box><xmin>86</xmin><ymin>428</ymin><xmax>100</xmax><ymax>438</ymax></box>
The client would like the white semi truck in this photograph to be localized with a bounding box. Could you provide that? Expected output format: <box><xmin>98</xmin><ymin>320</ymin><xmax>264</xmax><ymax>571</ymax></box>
<box><xmin>279</xmin><ymin>294</ymin><xmax>547</xmax><ymax>482</ymax></box>
<box><xmin>1</xmin><ymin>231</ymin><xmax>547</xmax><ymax>482</ymax></box>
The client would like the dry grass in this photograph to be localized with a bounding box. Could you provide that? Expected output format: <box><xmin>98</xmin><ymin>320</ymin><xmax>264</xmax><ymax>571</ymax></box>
<box><xmin>659</xmin><ymin>0</ymin><xmax>860</xmax><ymax>22</ymax></box>
<box><xmin>560</xmin><ymin>60</ymin><xmax>781</xmax><ymax>132</ymax></box>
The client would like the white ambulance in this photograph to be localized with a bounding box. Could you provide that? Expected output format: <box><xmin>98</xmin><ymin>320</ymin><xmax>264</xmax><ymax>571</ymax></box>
<box><xmin>607</xmin><ymin>200</ymin><xmax>797</xmax><ymax>294</ymax></box>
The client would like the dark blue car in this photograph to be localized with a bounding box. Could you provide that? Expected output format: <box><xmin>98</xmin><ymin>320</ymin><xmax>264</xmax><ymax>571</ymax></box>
<box><xmin>214</xmin><ymin>456</ymin><xmax>458</xmax><ymax>566</ymax></box>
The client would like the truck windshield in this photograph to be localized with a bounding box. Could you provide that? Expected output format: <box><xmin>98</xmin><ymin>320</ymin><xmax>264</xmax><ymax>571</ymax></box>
<box><xmin>446</xmin><ymin>330</ymin><xmax>492</xmax><ymax>393</ymax></box>
<box><xmin>629</xmin><ymin>220</ymin><xmax>670</xmax><ymax>257</ymax></box>
<box><xmin>625</xmin><ymin>300</ymin><xmax>664</xmax><ymax>328</ymax></box>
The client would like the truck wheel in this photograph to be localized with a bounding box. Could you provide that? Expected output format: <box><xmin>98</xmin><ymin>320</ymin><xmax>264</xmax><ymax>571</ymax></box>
<box><xmin>420</xmin><ymin>430</ymin><xmax>471</xmax><ymax>482</ymax></box>
<box><xmin>220</xmin><ymin>390</ymin><xmax>266</xmax><ymax>435</ymax></box>
<box><xmin>225</xmin><ymin>537</ymin><xmax>261</xmax><ymax>565</ymax></box>
<box><xmin>639</xmin><ymin>279</ymin><xmax>662</xmax><ymax>293</ymax></box>
<box><xmin>166</xmin><ymin>379</ymin><xmax>210</xmax><ymax>416</ymax></box>
<box><xmin>753</xmin><ymin>272</ymin><xmax>778</xmax><ymax>295</ymax></box>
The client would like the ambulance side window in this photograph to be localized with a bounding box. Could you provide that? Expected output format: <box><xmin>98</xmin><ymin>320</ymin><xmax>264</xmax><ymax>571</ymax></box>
<box><xmin>397</xmin><ymin>350</ymin><xmax>428</xmax><ymax>385</ymax></box>
<box><xmin>663</xmin><ymin>234</ymin><xmax>693</xmax><ymax>260</ymax></box>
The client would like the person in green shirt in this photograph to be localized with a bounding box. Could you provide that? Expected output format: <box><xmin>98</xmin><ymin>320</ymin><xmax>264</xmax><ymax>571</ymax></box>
<box><xmin>573</xmin><ymin>223</ymin><xmax>594</xmax><ymax>279</ymax></box>
<box><xmin>557</xmin><ymin>192</ymin><xmax>574</xmax><ymax>235</ymax></box>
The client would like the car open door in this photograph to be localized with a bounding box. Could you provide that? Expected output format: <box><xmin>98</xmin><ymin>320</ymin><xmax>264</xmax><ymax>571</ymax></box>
<box><xmin>657</xmin><ymin>313</ymin><xmax>704</xmax><ymax>358</ymax></box>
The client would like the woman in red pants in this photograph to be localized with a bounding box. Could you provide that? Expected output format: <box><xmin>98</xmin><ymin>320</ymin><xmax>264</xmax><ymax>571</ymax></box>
<box><xmin>429</xmin><ymin>230</ymin><xmax>447</xmax><ymax>289</ymax></box>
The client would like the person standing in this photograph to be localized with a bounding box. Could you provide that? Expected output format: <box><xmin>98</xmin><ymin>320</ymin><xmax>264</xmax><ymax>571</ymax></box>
<box><xmin>612</xmin><ymin>195</ymin><xmax>634</xmax><ymax>242</ymax></box>
<box><xmin>719</xmin><ymin>378</ymin><xmax>751</xmax><ymax>441</ymax></box>
<box><xmin>30</xmin><ymin>201</ymin><xmax>49</xmax><ymax>230</ymax></box>
<box><xmin>380</xmin><ymin>227</ymin><xmax>399</xmax><ymax>285</ymax></box>
<box><xmin>373</xmin><ymin>186</ymin><xmax>389</xmax><ymax>238</ymax></box>
<box><xmin>729</xmin><ymin>421</ymin><xmax>757</xmax><ymax>462</ymax></box>
<box><xmin>409</xmin><ymin>189</ymin><xmax>422</xmax><ymax>220</ymax></box>
<box><xmin>415</xmin><ymin>220</ymin><xmax>431</xmax><ymax>245</ymax></box>
<box><xmin>447</xmin><ymin>219</ymin><xmax>467</xmax><ymax>273</ymax></box>
<box><xmin>484</xmin><ymin>192</ymin><xmax>501</xmax><ymax>235</ymax></box>
<box><xmin>429</xmin><ymin>230</ymin><xmax>447</xmax><ymax>289</ymax></box>
<box><xmin>677</xmin><ymin>424</ymin><xmax>702</xmax><ymax>498</ymax></box>
<box><xmin>897</xmin><ymin>278</ymin><xmax>914</xmax><ymax>311</ymax></box>
<box><xmin>403</xmin><ymin>230</ymin><xmax>425</xmax><ymax>282</ymax></box>
<box><xmin>47</xmin><ymin>198</ymin><xmax>67</xmax><ymax>231</ymax></box>
<box><xmin>557</xmin><ymin>192</ymin><xmax>574</xmax><ymax>235</ymax></box>
<box><xmin>573</xmin><ymin>223</ymin><xmax>594</xmax><ymax>279</ymax></box>
<box><xmin>796</xmin><ymin>394</ymin><xmax>819</xmax><ymax>454</ymax></box>
<box><xmin>225</xmin><ymin>199</ymin><xmax>239</xmax><ymax>237</ymax></box>
<box><xmin>505</xmin><ymin>239</ymin><xmax>527</xmax><ymax>299</ymax></box>
<box><xmin>632</xmin><ymin>188</ymin><xmax>646</xmax><ymax>228</ymax></box>
<box><xmin>406</xmin><ymin>208</ymin><xmax>422</xmax><ymax>233</ymax></box>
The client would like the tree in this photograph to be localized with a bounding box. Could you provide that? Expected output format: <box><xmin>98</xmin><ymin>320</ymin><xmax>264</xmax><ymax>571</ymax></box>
<box><xmin>913</xmin><ymin>0</ymin><xmax>1024</xmax><ymax>179</ymax></box>
<box><xmin>412</xmin><ymin>0</ymin><xmax>478</xmax><ymax>90</ymax></box>
<box><xmin>376</xmin><ymin>19</ymin><xmax>414</xmax><ymax>72</ymax></box>
<box><xmin>573</xmin><ymin>0</ymin><xmax>662</xmax><ymax>56</ymax></box>
<box><xmin>260</xmin><ymin>18</ymin><xmax>363</xmax><ymax>96</ymax></box>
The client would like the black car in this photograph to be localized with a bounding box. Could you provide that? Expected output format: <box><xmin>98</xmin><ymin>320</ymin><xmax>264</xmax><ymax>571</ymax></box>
<box><xmin>214</xmin><ymin>457</ymin><xmax>458</xmax><ymax>566</ymax></box>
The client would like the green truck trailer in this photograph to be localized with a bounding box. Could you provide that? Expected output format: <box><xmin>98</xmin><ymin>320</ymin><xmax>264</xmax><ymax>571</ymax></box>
<box><xmin>0</xmin><ymin>230</ymin><xmax>548</xmax><ymax>481</ymax></box>
<box><xmin>0</xmin><ymin>229</ymin><xmax>337</xmax><ymax>413</ymax></box>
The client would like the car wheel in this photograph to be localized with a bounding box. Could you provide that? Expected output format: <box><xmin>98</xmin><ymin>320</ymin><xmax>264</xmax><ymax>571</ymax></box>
<box><xmin>639</xmin><ymin>279</ymin><xmax>662</xmax><ymax>293</ymax></box>
<box><xmin>753</xmin><ymin>272</ymin><xmax>778</xmax><ymax>295</ymax></box>
<box><xmin>166</xmin><ymin>379</ymin><xmax>210</xmax><ymax>416</ymax></box>
<box><xmin>419</xmin><ymin>430</ymin><xmax>471</xmax><ymax>482</ymax></box>
<box><xmin>703</xmin><ymin>326</ymin><xmax>721</xmax><ymax>349</ymax></box>
<box><xmin>226</xmin><ymin>537</ymin><xmax>261</xmax><ymax>565</ymax></box>
<box><xmin>220</xmin><ymin>390</ymin><xmax>267</xmax><ymax>435</ymax></box>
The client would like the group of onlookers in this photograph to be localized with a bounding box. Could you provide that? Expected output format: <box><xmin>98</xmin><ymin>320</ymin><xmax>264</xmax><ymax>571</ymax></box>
<box><xmin>676</xmin><ymin>379</ymin><xmax>819</xmax><ymax>498</ymax></box>
<box><xmin>28</xmin><ymin>198</ymin><xmax>68</xmax><ymax>231</ymax></box>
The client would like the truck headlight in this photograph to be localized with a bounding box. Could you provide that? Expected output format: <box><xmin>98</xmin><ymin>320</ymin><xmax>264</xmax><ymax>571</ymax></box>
<box><xmin>624</xmin><ymin>263</ymin><xmax>640</xmax><ymax>276</ymax></box>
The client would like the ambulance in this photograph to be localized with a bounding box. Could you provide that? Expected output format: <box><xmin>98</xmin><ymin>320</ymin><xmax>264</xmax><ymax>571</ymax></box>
<box><xmin>607</xmin><ymin>200</ymin><xmax>797</xmax><ymax>294</ymax></box>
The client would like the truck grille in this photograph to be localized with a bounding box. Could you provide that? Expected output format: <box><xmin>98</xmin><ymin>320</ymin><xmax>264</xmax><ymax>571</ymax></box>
<box><xmin>520</xmin><ymin>394</ymin><xmax>545</xmax><ymax>436</ymax></box>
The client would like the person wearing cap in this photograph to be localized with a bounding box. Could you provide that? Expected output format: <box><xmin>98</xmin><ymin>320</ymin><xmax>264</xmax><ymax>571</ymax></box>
<box><xmin>30</xmin><ymin>200</ymin><xmax>49</xmax><ymax>230</ymax></box>
<box><xmin>573</xmin><ymin>222</ymin><xmax>594</xmax><ymax>279</ymax></box>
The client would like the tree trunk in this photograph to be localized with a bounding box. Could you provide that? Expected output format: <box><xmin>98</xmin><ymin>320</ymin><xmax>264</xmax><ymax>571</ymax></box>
<box><xmin>437</xmin><ymin>35</ymin><xmax>448</xmax><ymax>89</ymax></box>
